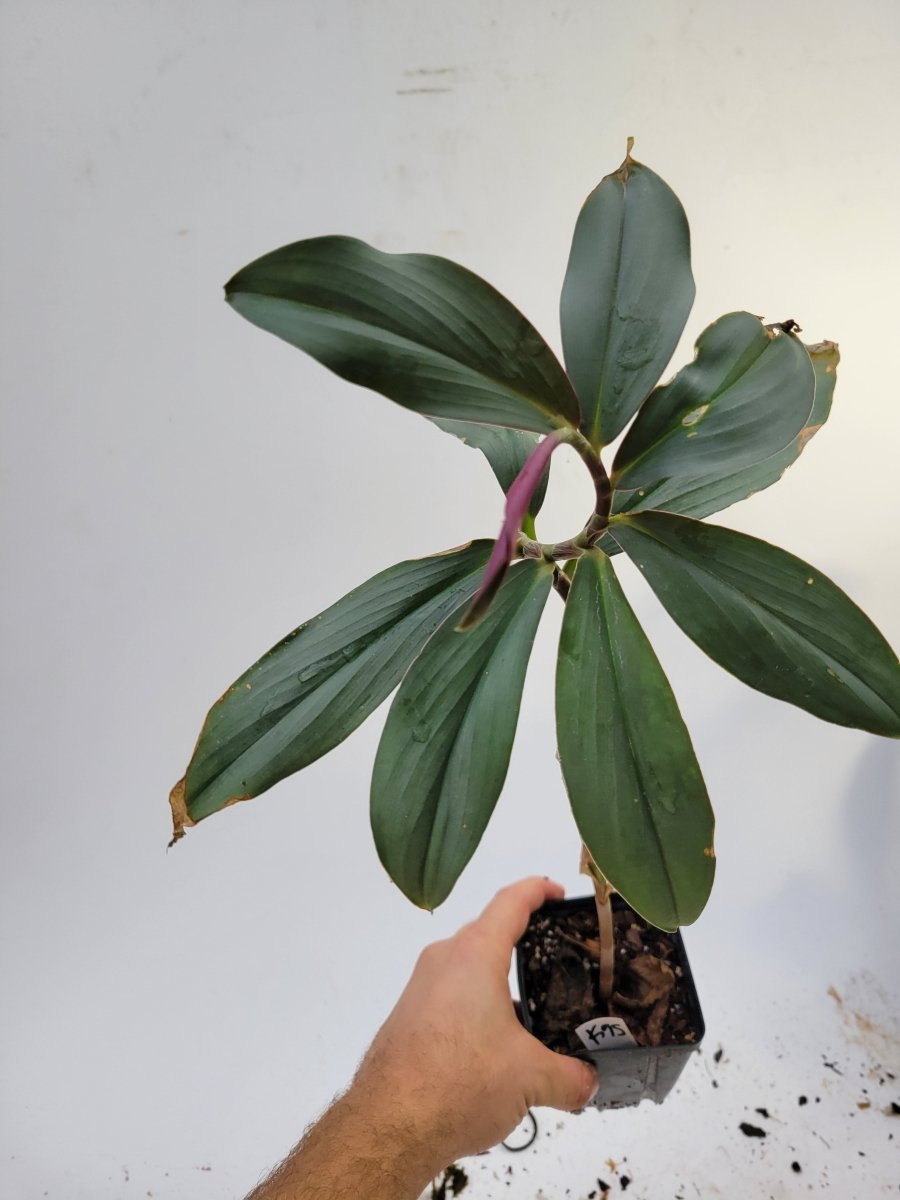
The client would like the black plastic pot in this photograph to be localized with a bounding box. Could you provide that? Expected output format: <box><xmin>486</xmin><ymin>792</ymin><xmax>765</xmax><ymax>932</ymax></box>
<box><xmin>515</xmin><ymin>895</ymin><xmax>705</xmax><ymax>1110</ymax></box>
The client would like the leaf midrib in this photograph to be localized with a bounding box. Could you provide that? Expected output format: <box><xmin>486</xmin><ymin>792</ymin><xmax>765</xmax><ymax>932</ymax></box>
<box><xmin>616</xmin><ymin>519</ymin><xmax>895</xmax><ymax>711</ymax></box>
<box><xmin>189</xmin><ymin>558</ymin><xmax>492</xmax><ymax>813</ymax></box>
<box><xmin>614</xmin><ymin>335</ymin><xmax>803</xmax><ymax>484</ymax></box>
<box><xmin>397</xmin><ymin>568</ymin><xmax>549</xmax><ymax>903</ymax></box>
<box><xmin>589</xmin><ymin>182</ymin><xmax>629</xmax><ymax>448</ymax></box>
<box><xmin>596</xmin><ymin>560</ymin><xmax>681</xmax><ymax>923</ymax></box>
<box><xmin>228</xmin><ymin>290</ymin><xmax>577</xmax><ymax>432</ymax></box>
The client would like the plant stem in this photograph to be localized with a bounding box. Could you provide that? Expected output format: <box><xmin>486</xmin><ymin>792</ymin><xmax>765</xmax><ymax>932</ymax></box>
<box><xmin>517</xmin><ymin>430</ymin><xmax>612</xmax><ymax>563</ymax></box>
<box><xmin>580</xmin><ymin>845</ymin><xmax>616</xmax><ymax>1003</ymax></box>
<box><xmin>595</xmin><ymin>889</ymin><xmax>615</xmax><ymax>1002</ymax></box>
<box><xmin>551</xmin><ymin>564</ymin><xmax>571</xmax><ymax>601</ymax></box>
<box><xmin>565</xmin><ymin>428</ymin><xmax>612</xmax><ymax>544</ymax></box>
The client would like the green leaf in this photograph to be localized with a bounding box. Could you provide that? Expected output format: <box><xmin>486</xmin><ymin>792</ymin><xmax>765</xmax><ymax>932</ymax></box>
<box><xmin>226</xmin><ymin>236</ymin><xmax>580</xmax><ymax>434</ymax></box>
<box><xmin>610</xmin><ymin>512</ymin><xmax>900</xmax><ymax>737</ymax></box>
<box><xmin>175</xmin><ymin>541</ymin><xmax>493</xmax><ymax>829</ymax></box>
<box><xmin>430</xmin><ymin>419</ymin><xmax>550</xmax><ymax>519</ymax></box>
<box><xmin>612</xmin><ymin>314</ymin><xmax>815</xmax><ymax>490</ymax></box>
<box><xmin>371</xmin><ymin>559</ymin><xmax>553</xmax><ymax>909</ymax></box>
<box><xmin>609</xmin><ymin>339</ymin><xmax>839</xmax><ymax>526</ymax></box>
<box><xmin>556</xmin><ymin>551</ymin><xmax>715</xmax><ymax>931</ymax></box>
<box><xmin>560</xmin><ymin>144</ymin><xmax>695</xmax><ymax>449</ymax></box>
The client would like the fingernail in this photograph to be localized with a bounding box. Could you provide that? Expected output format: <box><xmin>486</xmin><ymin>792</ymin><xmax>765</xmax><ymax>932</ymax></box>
<box><xmin>583</xmin><ymin>1066</ymin><xmax>599</xmax><ymax>1106</ymax></box>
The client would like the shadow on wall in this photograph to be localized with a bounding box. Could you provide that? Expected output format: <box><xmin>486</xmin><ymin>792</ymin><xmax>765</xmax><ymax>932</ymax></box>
<box><xmin>839</xmin><ymin>737</ymin><xmax>899</xmax><ymax>914</ymax></box>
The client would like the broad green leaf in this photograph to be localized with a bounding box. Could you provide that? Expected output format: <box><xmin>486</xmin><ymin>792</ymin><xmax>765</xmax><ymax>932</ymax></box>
<box><xmin>607</xmin><ymin>339</ymin><xmax>839</xmax><ymax>530</ymax></box>
<box><xmin>610</xmin><ymin>513</ymin><xmax>900</xmax><ymax>737</ymax></box>
<box><xmin>612</xmin><ymin>314</ymin><xmax>815</xmax><ymax>490</ymax></box>
<box><xmin>371</xmin><ymin>559</ymin><xmax>553</xmax><ymax>909</ymax></box>
<box><xmin>556</xmin><ymin>551</ymin><xmax>715</xmax><ymax>931</ymax></box>
<box><xmin>431</xmin><ymin>419</ymin><xmax>550</xmax><ymax>521</ymax></box>
<box><xmin>560</xmin><ymin>143</ymin><xmax>695</xmax><ymax>449</ymax></box>
<box><xmin>172</xmin><ymin>541</ymin><xmax>493</xmax><ymax>833</ymax></box>
<box><xmin>226</xmin><ymin>236</ymin><xmax>580</xmax><ymax>434</ymax></box>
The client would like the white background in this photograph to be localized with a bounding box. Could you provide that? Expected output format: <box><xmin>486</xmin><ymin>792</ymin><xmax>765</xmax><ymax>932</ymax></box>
<box><xmin>2</xmin><ymin>2</ymin><xmax>898</xmax><ymax>1197</ymax></box>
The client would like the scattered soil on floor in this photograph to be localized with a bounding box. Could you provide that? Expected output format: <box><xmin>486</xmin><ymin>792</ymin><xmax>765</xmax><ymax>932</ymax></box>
<box><xmin>739</xmin><ymin>1122</ymin><xmax>767</xmax><ymax>1138</ymax></box>
<box><xmin>430</xmin><ymin>1163</ymin><xmax>468</xmax><ymax>1198</ymax></box>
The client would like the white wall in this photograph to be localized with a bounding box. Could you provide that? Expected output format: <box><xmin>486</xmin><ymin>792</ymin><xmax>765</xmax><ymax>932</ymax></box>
<box><xmin>2</xmin><ymin>3</ymin><xmax>898</xmax><ymax>1196</ymax></box>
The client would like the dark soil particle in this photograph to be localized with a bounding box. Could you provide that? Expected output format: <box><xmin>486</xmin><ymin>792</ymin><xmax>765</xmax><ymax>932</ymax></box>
<box><xmin>619</xmin><ymin>1175</ymin><xmax>631</xmax><ymax>1191</ymax></box>
<box><xmin>755</xmin><ymin>1107</ymin><xmax>770</xmax><ymax>1119</ymax></box>
<box><xmin>798</xmin><ymin>1095</ymin><xmax>808</xmax><ymax>1105</ymax></box>
<box><xmin>713</xmin><ymin>1047</ymin><xmax>723</xmax><ymax>1064</ymax></box>
<box><xmin>891</xmin><ymin>1102</ymin><xmax>900</xmax><ymax>1115</ymax></box>
<box><xmin>519</xmin><ymin>901</ymin><xmax>698</xmax><ymax>1053</ymax></box>
<box><xmin>739</xmin><ymin>1122</ymin><xmax>767</xmax><ymax>1138</ymax></box>
<box><xmin>431</xmin><ymin>1163</ymin><xmax>468</xmax><ymax>1198</ymax></box>
<box><xmin>597</xmin><ymin>1180</ymin><xmax>610</xmax><ymax>1193</ymax></box>
<box><xmin>791</xmin><ymin>1162</ymin><xmax>802</xmax><ymax>1173</ymax></box>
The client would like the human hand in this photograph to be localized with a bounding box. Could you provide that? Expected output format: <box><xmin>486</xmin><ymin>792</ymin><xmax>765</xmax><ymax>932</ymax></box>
<box><xmin>349</xmin><ymin>876</ymin><xmax>599</xmax><ymax>1174</ymax></box>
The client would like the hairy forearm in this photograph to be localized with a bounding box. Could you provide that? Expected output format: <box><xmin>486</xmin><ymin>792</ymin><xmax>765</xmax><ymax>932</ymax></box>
<box><xmin>245</xmin><ymin>1084</ymin><xmax>442</xmax><ymax>1200</ymax></box>
<box><xmin>244</xmin><ymin>879</ymin><xmax>597</xmax><ymax>1198</ymax></box>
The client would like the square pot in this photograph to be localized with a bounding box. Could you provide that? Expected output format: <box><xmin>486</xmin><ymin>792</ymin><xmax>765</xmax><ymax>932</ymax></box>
<box><xmin>515</xmin><ymin>894</ymin><xmax>705</xmax><ymax>1109</ymax></box>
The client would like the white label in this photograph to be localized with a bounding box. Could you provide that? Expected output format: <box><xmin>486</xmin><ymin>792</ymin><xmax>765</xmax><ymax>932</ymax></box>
<box><xmin>575</xmin><ymin>1016</ymin><xmax>637</xmax><ymax>1051</ymax></box>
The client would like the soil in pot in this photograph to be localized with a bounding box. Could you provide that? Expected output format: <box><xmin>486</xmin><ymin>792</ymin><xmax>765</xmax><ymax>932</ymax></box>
<box><xmin>518</xmin><ymin>895</ymin><xmax>702</xmax><ymax>1056</ymax></box>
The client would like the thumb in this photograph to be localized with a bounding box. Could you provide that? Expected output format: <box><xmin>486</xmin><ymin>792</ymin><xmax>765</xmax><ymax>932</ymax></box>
<box><xmin>527</xmin><ymin>1043</ymin><xmax>599</xmax><ymax>1112</ymax></box>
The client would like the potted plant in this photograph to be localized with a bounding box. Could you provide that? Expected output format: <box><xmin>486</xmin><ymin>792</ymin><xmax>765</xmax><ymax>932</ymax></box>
<box><xmin>168</xmin><ymin>140</ymin><xmax>899</xmax><ymax>1109</ymax></box>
